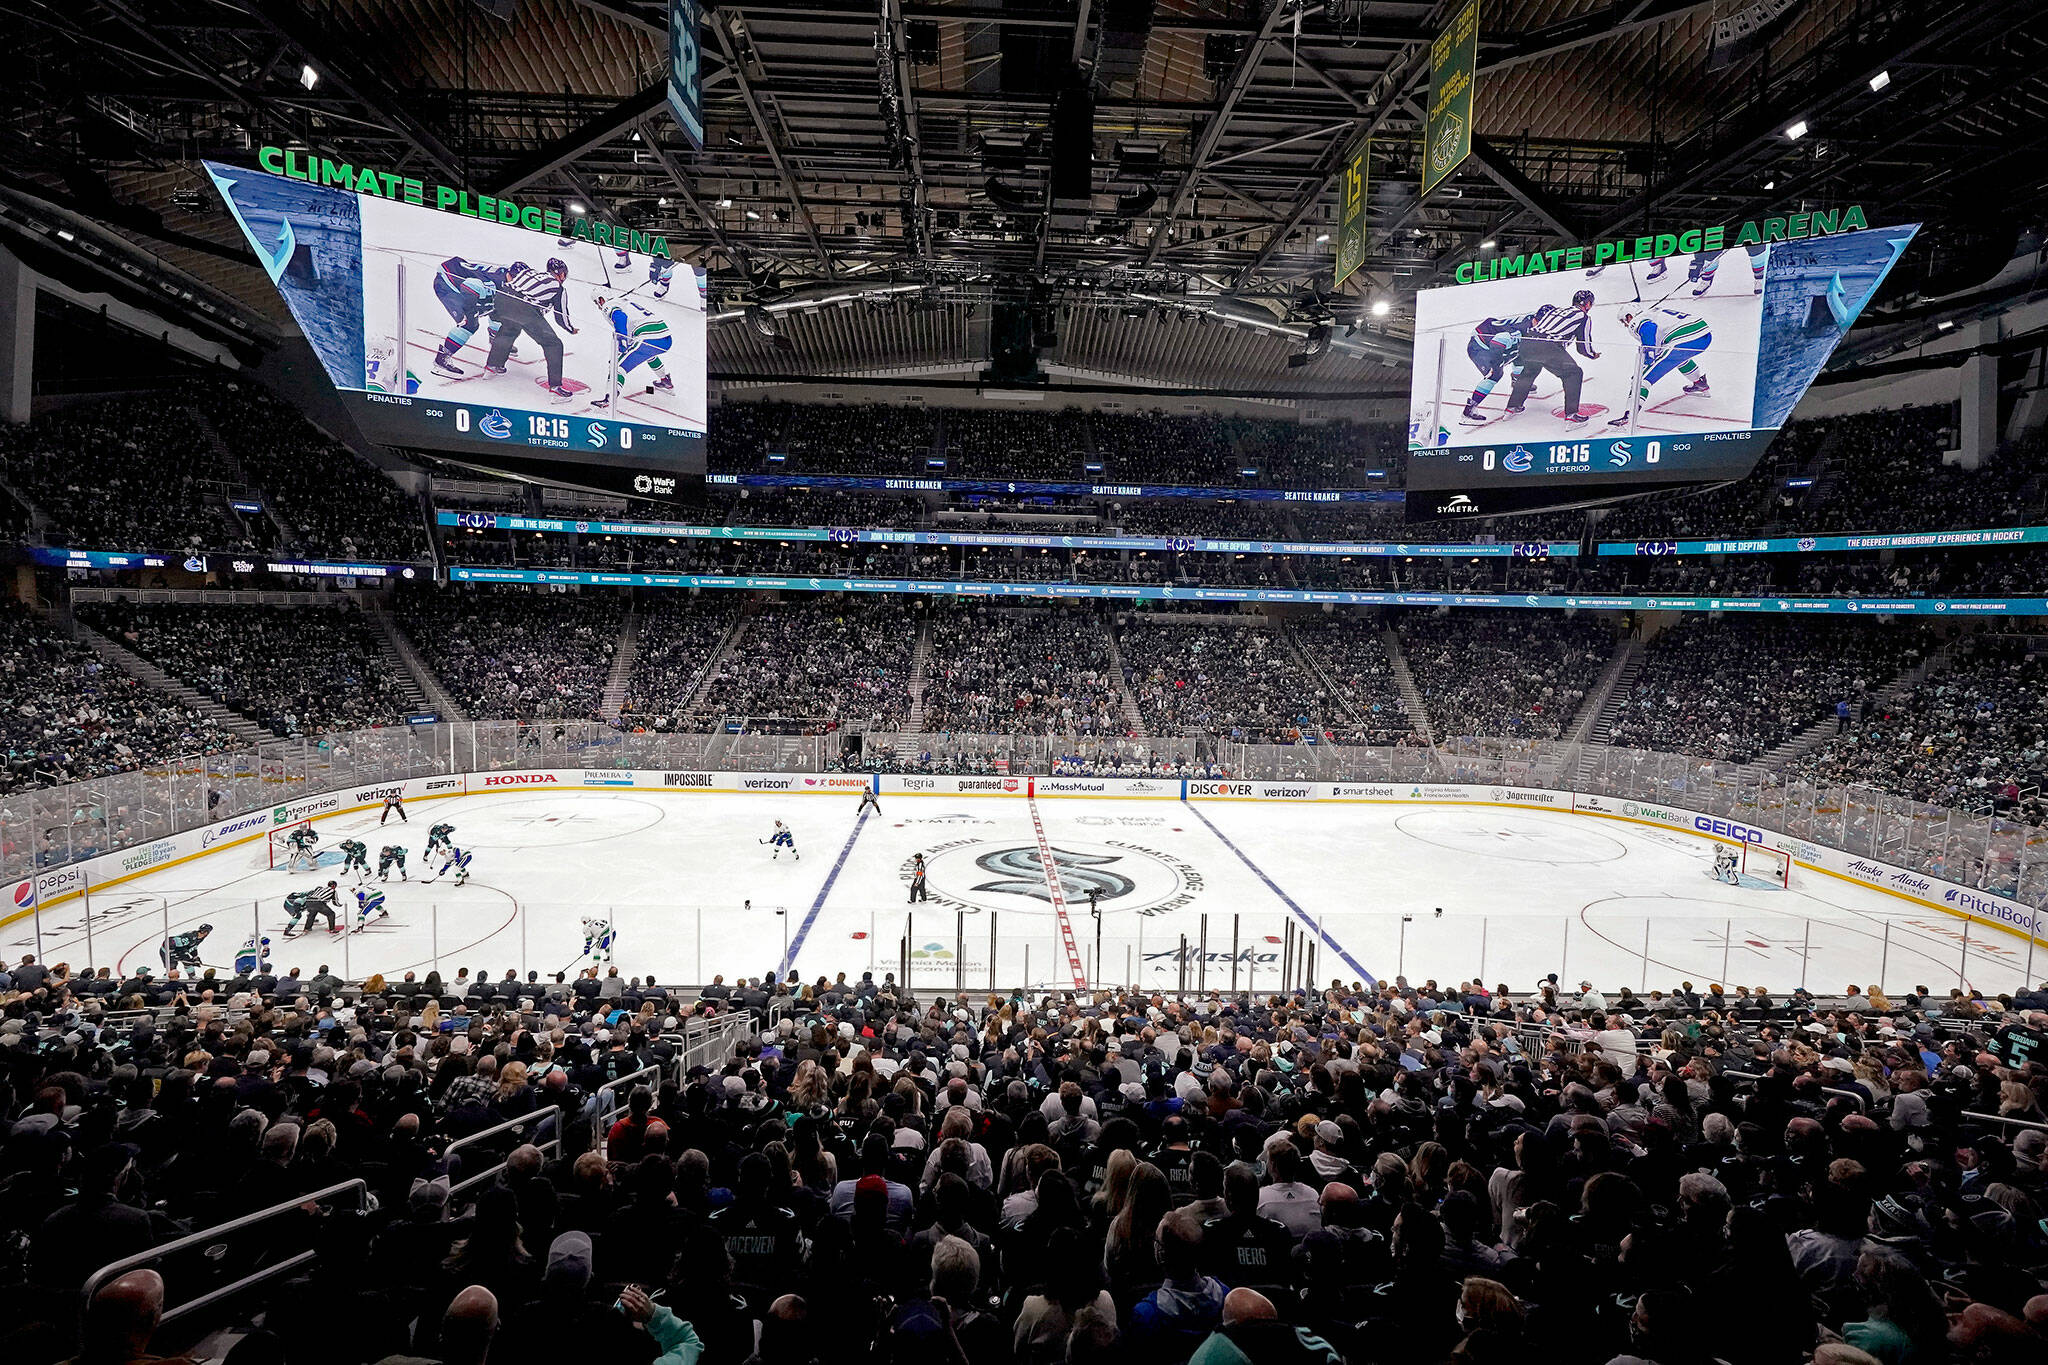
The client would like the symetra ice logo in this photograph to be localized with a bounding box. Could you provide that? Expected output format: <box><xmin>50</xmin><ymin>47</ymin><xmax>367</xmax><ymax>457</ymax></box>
<box><xmin>479</xmin><ymin>409</ymin><xmax>513</xmax><ymax>440</ymax></box>
<box><xmin>484</xmin><ymin>773</ymin><xmax>558</xmax><ymax>787</ymax></box>
<box><xmin>974</xmin><ymin>847</ymin><xmax>1135</xmax><ymax>904</ymax></box>
<box><xmin>1503</xmin><ymin>446</ymin><xmax>1533</xmax><ymax>472</ymax></box>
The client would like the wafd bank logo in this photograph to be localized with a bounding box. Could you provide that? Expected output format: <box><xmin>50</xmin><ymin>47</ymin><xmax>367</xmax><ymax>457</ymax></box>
<box><xmin>911</xmin><ymin>837</ymin><xmax>1202</xmax><ymax>917</ymax></box>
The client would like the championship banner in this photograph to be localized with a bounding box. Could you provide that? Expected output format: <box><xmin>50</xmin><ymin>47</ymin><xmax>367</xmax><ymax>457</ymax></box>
<box><xmin>1422</xmin><ymin>0</ymin><xmax>1479</xmax><ymax>198</ymax></box>
<box><xmin>668</xmin><ymin>0</ymin><xmax>704</xmax><ymax>150</ymax></box>
<box><xmin>1333</xmin><ymin>132</ymin><xmax>1370</xmax><ymax>289</ymax></box>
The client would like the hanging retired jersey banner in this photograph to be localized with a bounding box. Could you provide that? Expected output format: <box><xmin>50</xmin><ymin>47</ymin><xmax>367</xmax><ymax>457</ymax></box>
<box><xmin>668</xmin><ymin>0</ymin><xmax>705</xmax><ymax>150</ymax></box>
<box><xmin>1333</xmin><ymin>132</ymin><xmax>1370</xmax><ymax>290</ymax></box>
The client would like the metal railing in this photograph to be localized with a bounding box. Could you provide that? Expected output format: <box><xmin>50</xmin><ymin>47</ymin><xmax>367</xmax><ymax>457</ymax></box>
<box><xmin>78</xmin><ymin>1178</ymin><xmax>369</xmax><ymax>1327</ymax></box>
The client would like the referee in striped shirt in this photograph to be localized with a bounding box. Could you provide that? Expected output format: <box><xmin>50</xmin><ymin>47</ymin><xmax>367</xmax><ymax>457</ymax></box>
<box><xmin>483</xmin><ymin>257</ymin><xmax>579</xmax><ymax>397</ymax></box>
<box><xmin>1503</xmin><ymin>289</ymin><xmax>1601</xmax><ymax>424</ymax></box>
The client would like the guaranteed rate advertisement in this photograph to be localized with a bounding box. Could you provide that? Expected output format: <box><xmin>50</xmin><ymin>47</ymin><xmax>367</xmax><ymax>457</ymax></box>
<box><xmin>1406</xmin><ymin>220</ymin><xmax>1917</xmax><ymax>518</ymax></box>
<box><xmin>203</xmin><ymin>160</ymin><xmax>707</xmax><ymax>497</ymax></box>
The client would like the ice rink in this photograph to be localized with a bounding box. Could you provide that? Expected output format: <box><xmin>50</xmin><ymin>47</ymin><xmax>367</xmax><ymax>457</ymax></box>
<box><xmin>14</xmin><ymin>792</ymin><xmax>2037</xmax><ymax>997</ymax></box>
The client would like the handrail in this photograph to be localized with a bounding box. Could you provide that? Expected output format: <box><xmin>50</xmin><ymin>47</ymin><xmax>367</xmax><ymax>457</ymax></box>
<box><xmin>593</xmin><ymin>1064</ymin><xmax>666</xmax><ymax>1158</ymax></box>
<box><xmin>442</xmin><ymin>1104</ymin><xmax>556</xmax><ymax>1158</ymax></box>
<box><xmin>1960</xmin><ymin>1110</ymin><xmax>2048</xmax><ymax>1134</ymax></box>
<box><xmin>78</xmin><ymin>1177</ymin><xmax>368</xmax><ymax>1326</ymax></box>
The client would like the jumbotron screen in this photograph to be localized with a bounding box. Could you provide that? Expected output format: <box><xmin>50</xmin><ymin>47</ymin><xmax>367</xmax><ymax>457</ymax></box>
<box><xmin>204</xmin><ymin>161</ymin><xmax>706</xmax><ymax>497</ymax></box>
<box><xmin>1404</xmin><ymin>222</ymin><xmax>1917</xmax><ymax>519</ymax></box>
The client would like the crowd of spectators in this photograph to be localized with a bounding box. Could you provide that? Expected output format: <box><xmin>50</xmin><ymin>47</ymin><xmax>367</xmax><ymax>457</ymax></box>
<box><xmin>620</xmin><ymin>598</ymin><xmax>743</xmax><ymax>728</ymax></box>
<box><xmin>1609</xmin><ymin>620</ymin><xmax>1933</xmax><ymax>764</ymax></box>
<box><xmin>1288</xmin><ymin>620</ymin><xmax>1413</xmax><ymax>744</ymax></box>
<box><xmin>76</xmin><ymin>599</ymin><xmax>407</xmax><ymax>738</ymax></box>
<box><xmin>191</xmin><ymin>384</ymin><xmax>429</xmax><ymax>562</ymax></box>
<box><xmin>1795</xmin><ymin>636</ymin><xmax>2048</xmax><ymax>814</ymax></box>
<box><xmin>396</xmin><ymin>586</ymin><xmax>627</xmax><ymax>721</ymax></box>
<box><xmin>697</xmin><ymin>598</ymin><xmax>917</xmax><ymax>730</ymax></box>
<box><xmin>919</xmin><ymin>605</ymin><xmax>1130</xmax><ymax>737</ymax></box>
<box><xmin>0</xmin><ymin>601</ymin><xmax>236</xmax><ymax>796</ymax></box>
<box><xmin>0</xmin><ymin>395</ymin><xmax>252</xmax><ymax>551</ymax></box>
<box><xmin>1</xmin><ymin>950</ymin><xmax>2043</xmax><ymax>1365</ymax></box>
<box><xmin>1118</xmin><ymin>621</ymin><xmax>1326</xmax><ymax>741</ymax></box>
<box><xmin>1398</xmin><ymin>612</ymin><xmax>1612</xmax><ymax>742</ymax></box>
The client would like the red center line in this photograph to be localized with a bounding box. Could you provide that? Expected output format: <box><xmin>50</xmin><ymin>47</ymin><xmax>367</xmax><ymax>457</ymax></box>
<box><xmin>1025</xmin><ymin>786</ymin><xmax>1088</xmax><ymax>989</ymax></box>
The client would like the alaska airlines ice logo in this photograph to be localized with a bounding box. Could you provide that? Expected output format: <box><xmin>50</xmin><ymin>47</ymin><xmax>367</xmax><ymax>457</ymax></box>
<box><xmin>479</xmin><ymin>409</ymin><xmax>513</xmax><ymax>440</ymax></box>
<box><xmin>972</xmin><ymin>847</ymin><xmax>1134</xmax><ymax>904</ymax></box>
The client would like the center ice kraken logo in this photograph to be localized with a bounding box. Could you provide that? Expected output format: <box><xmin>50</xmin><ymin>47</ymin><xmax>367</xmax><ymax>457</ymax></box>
<box><xmin>971</xmin><ymin>847</ymin><xmax>1136</xmax><ymax>905</ymax></box>
<box><xmin>911</xmin><ymin>836</ymin><xmax>1204</xmax><ymax>918</ymax></box>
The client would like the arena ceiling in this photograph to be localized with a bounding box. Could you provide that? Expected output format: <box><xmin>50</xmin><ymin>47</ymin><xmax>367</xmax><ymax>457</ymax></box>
<box><xmin>5</xmin><ymin>0</ymin><xmax>2047</xmax><ymax>394</ymax></box>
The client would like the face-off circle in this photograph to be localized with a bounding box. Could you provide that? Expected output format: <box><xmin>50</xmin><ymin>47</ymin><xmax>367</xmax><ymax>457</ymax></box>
<box><xmin>904</xmin><ymin>836</ymin><xmax>1203</xmax><ymax>917</ymax></box>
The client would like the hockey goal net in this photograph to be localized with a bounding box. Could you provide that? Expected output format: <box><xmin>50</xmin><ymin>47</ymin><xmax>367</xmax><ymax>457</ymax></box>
<box><xmin>267</xmin><ymin>821</ymin><xmax>312</xmax><ymax>870</ymax></box>
<box><xmin>1741</xmin><ymin>843</ymin><xmax>1792</xmax><ymax>888</ymax></box>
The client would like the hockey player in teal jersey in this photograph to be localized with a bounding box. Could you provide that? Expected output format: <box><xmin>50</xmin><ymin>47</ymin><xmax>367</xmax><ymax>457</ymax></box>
<box><xmin>378</xmin><ymin>844</ymin><xmax>409</xmax><ymax>881</ymax></box>
<box><xmin>1610</xmin><ymin>307</ymin><xmax>1713</xmax><ymax>425</ymax></box>
<box><xmin>588</xmin><ymin>292</ymin><xmax>674</xmax><ymax>409</ymax></box>
<box><xmin>338</xmin><ymin>838</ymin><xmax>370</xmax><ymax>879</ymax></box>
<box><xmin>425</xmin><ymin>822</ymin><xmax>455</xmax><ymax>860</ymax></box>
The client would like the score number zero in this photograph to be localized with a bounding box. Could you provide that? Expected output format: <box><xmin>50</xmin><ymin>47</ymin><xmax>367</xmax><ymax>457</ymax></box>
<box><xmin>1483</xmin><ymin>439</ymin><xmax>1660</xmax><ymax>472</ymax></box>
<box><xmin>450</xmin><ymin>407</ymin><xmax>634</xmax><ymax>448</ymax></box>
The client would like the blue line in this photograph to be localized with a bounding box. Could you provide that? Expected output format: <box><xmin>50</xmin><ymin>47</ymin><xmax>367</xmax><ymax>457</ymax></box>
<box><xmin>1185</xmin><ymin>803</ymin><xmax>1376</xmax><ymax>986</ymax></box>
<box><xmin>779</xmin><ymin>810</ymin><xmax>869</xmax><ymax>976</ymax></box>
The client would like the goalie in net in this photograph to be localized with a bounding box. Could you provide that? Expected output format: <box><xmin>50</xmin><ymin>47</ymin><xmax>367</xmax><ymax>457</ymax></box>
<box><xmin>270</xmin><ymin>822</ymin><xmax>319</xmax><ymax>872</ymax></box>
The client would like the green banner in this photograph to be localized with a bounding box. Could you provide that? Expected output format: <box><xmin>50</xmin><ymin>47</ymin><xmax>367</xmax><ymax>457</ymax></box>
<box><xmin>1333</xmin><ymin>133</ymin><xmax>1370</xmax><ymax>289</ymax></box>
<box><xmin>1422</xmin><ymin>0</ymin><xmax>1479</xmax><ymax>198</ymax></box>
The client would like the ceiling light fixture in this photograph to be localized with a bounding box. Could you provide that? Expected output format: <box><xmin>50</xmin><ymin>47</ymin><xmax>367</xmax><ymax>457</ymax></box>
<box><xmin>1869</xmin><ymin>70</ymin><xmax>1891</xmax><ymax>92</ymax></box>
<box><xmin>1785</xmin><ymin>119</ymin><xmax>1809</xmax><ymax>140</ymax></box>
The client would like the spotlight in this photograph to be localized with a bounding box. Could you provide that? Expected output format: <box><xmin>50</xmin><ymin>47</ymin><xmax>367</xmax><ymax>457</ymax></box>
<box><xmin>1785</xmin><ymin>120</ymin><xmax>1809</xmax><ymax>140</ymax></box>
<box><xmin>568</xmin><ymin>202</ymin><xmax>587</xmax><ymax>215</ymax></box>
<box><xmin>1869</xmin><ymin>70</ymin><xmax>1891</xmax><ymax>92</ymax></box>
<box><xmin>299</xmin><ymin>64</ymin><xmax>319</xmax><ymax>90</ymax></box>
<box><xmin>1371</xmin><ymin>299</ymin><xmax>1390</xmax><ymax>317</ymax></box>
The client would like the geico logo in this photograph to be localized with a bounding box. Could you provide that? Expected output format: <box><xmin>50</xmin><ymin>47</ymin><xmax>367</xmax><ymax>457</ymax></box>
<box><xmin>664</xmin><ymin>772</ymin><xmax>714</xmax><ymax>787</ymax></box>
<box><xmin>1694</xmin><ymin>816</ymin><xmax>1763</xmax><ymax>843</ymax></box>
<box><xmin>485</xmin><ymin>774</ymin><xmax>558</xmax><ymax>787</ymax></box>
<box><xmin>1190</xmin><ymin>782</ymin><xmax>1252</xmax><ymax>796</ymax></box>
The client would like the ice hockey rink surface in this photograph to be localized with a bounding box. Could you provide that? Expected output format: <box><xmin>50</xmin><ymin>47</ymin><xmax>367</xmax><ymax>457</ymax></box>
<box><xmin>16</xmin><ymin>792</ymin><xmax>2034</xmax><ymax>997</ymax></box>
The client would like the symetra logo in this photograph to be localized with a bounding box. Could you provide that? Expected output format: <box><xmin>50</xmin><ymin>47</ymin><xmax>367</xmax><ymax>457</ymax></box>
<box><xmin>1189</xmin><ymin>782</ymin><xmax>1253</xmax><ymax>797</ymax></box>
<box><xmin>1436</xmin><ymin>494</ymin><xmax>1479</xmax><ymax>515</ymax></box>
<box><xmin>582</xmin><ymin>771</ymin><xmax>634</xmax><ymax>787</ymax></box>
<box><xmin>739</xmin><ymin>777</ymin><xmax>794</xmax><ymax>791</ymax></box>
<box><xmin>479</xmin><ymin>409</ymin><xmax>512</xmax><ymax>439</ymax></box>
<box><xmin>485</xmin><ymin>774</ymin><xmax>558</xmax><ymax>787</ymax></box>
<box><xmin>663</xmin><ymin>772</ymin><xmax>714</xmax><ymax>788</ymax></box>
<box><xmin>1694</xmin><ymin>816</ymin><xmax>1763</xmax><ymax>844</ymax></box>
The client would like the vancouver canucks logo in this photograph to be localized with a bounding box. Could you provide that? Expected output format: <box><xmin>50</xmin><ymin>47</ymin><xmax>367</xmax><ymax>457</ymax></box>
<box><xmin>479</xmin><ymin>409</ymin><xmax>513</xmax><ymax>439</ymax></box>
<box><xmin>972</xmin><ymin>847</ymin><xmax>1135</xmax><ymax>904</ymax></box>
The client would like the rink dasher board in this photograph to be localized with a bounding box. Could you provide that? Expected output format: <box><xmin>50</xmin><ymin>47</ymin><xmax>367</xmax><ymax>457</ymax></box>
<box><xmin>7</xmin><ymin>771</ymin><xmax>2042</xmax><ymax>953</ymax></box>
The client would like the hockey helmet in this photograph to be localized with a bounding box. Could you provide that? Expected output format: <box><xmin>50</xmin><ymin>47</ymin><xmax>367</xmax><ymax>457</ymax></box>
<box><xmin>1572</xmin><ymin>289</ymin><xmax>1595</xmax><ymax>309</ymax></box>
<box><xmin>593</xmin><ymin>292</ymin><xmax>608</xmax><ymax>310</ymax></box>
<box><xmin>546</xmin><ymin>257</ymin><xmax>569</xmax><ymax>279</ymax></box>
<box><xmin>1618</xmin><ymin>311</ymin><xmax>1636</xmax><ymax>328</ymax></box>
<box><xmin>198</xmin><ymin>923</ymin><xmax>213</xmax><ymax>933</ymax></box>
<box><xmin>259</xmin><ymin>937</ymin><xmax>272</xmax><ymax>946</ymax></box>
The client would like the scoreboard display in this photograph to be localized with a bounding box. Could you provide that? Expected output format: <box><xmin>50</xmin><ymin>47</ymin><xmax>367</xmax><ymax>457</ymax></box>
<box><xmin>205</xmin><ymin>159</ymin><xmax>706</xmax><ymax>498</ymax></box>
<box><xmin>1404</xmin><ymin>221</ymin><xmax>1917</xmax><ymax>519</ymax></box>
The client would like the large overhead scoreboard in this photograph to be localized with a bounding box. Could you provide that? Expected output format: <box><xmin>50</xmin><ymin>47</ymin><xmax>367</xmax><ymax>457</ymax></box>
<box><xmin>1404</xmin><ymin>211</ymin><xmax>1917</xmax><ymax>519</ymax></box>
<box><xmin>205</xmin><ymin>149</ymin><xmax>707</xmax><ymax>500</ymax></box>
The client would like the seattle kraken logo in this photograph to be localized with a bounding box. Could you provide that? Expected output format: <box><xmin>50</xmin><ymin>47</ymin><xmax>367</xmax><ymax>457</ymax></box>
<box><xmin>972</xmin><ymin>847</ymin><xmax>1135</xmax><ymax>904</ymax></box>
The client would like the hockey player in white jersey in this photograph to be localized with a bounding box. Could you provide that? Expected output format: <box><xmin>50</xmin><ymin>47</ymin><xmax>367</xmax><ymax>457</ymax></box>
<box><xmin>427</xmin><ymin>845</ymin><xmax>472</xmax><ymax>886</ymax></box>
<box><xmin>1710</xmin><ymin>846</ymin><xmax>1740</xmax><ymax>884</ymax></box>
<box><xmin>581</xmin><ymin>916</ymin><xmax>617</xmax><ymax>965</ymax></box>
<box><xmin>588</xmin><ymin>292</ymin><xmax>675</xmax><ymax>410</ymax></box>
<box><xmin>761</xmin><ymin>820</ymin><xmax>799</xmax><ymax>861</ymax></box>
<box><xmin>1609</xmin><ymin>307</ymin><xmax>1713</xmax><ymax>425</ymax></box>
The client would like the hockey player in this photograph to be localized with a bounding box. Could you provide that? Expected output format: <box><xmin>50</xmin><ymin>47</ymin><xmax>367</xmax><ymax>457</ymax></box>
<box><xmin>160</xmin><ymin>923</ymin><xmax>212</xmax><ymax>972</ymax></box>
<box><xmin>1501</xmin><ymin>290</ymin><xmax>1601</xmax><ymax>424</ymax></box>
<box><xmin>284</xmin><ymin>823</ymin><xmax>320</xmax><ymax>872</ymax></box>
<box><xmin>648</xmin><ymin>257</ymin><xmax>677</xmax><ymax>299</ymax></box>
<box><xmin>1688</xmin><ymin>244</ymin><xmax>1768</xmax><ymax>297</ymax></box>
<box><xmin>353</xmin><ymin>886</ymin><xmax>391</xmax><ymax>930</ymax></box>
<box><xmin>1711</xmin><ymin>846</ymin><xmax>1741</xmax><ymax>885</ymax></box>
<box><xmin>425</xmin><ymin>821</ymin><xmax>455</xmax><ymax>860</ymax></box>
<box><xmin>380</xmin><ymin>792</ymin><xmax>408</xmax><ymax>824</ymax></box>
<box><xmin>338</xmin><ymin>838</ymin><xmax>370</xmax><ymax>880</ymax></box>
<box><xmin>1585</xmin><ymin>257</ymin><xmax>1668</xmax><ymax>283</ymax></box>
<box><xmin>1460</xmin><ymin>313</ymin><xmax>1531</xmax><ymax>423</ymax></box>
<box><xmin>282</xmin><ymin>881</ymin><xmax>342</xmax><ymax>936</ymax></box>
<box><xmin>588</xmin><ymin>292</ymin><xmax>675</xmax><ymax>410</ymax></box>
<box><xmin>378</xmin><ymin>844</ymin><xmax>409</xmax><ymax>881</ymax></box>
<box><xmin>1609</xmin><ymin>306</ymin><xmax>1713</xmax><ymax>426</ymax></box>
<box><xmin>481</xmin><ymin>259</ymin><xmax>579</xmax><ymax>399</ymax></box>
<box><xmin>856</xmin><ymin>788</ymin><xmax>881</xmax><ymax>817</ymax></box>
<box><xmin>429</xmin><ymin>257</ymin><xmax>519</xmax><ymax>378</ymax></box>
<box><xmin>581</xmin><ymin>916</ymin><xmax>617</xmax><ymax>965</ymax></box>
<box><xmin>761</xmin><ymin>821</ymin><xmax>799</xmax><ymax>861</ymax></box>
<box><xmin>908</xmin><ymin>853</ymin><xmax>928</xmax><ymax>903</ymax></box>
<box><xmin>235</xmin><ymin>934</ymin><xmax>272</xmax><ymax>976</ymax></box>
<box><xmin>429</xmin><ymin>846</ymin><xmax>472</xmax><ymax>886</ymax></box>
<box><xmin>613</xmin><ymin>247</ymin><xmax>633</xmax><ymax>275</ymax></box>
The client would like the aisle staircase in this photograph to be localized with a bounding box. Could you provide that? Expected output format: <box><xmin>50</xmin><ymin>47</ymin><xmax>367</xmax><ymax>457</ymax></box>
<box><xmin>680</xmin><ymin>611</ymin><xmax>749</xmax><ymax>722</ymax></box>
<box><xmin>1569</xmin><ymin>638</ymin><xmax>1643</xmax><ymax>787</ymax></box>
<box><xmin>1382</xmin><ymin>626</ymin><xmax>1434</xmax><ymax>745</ymax></box>
<box><xmin>902</xmin><ymin>619</ymin><xmax>934</xmax><ymax>737</ymax></box>
<box><xmin>68</xmin><ymin>614</ymin><xmax>271</xmax><ymax>746</ymax></box>
<box><xmin>187</xmin><ymin>404</ymin><xmax>296</xmax><ymax>549</ymax></box>
<box><xmin>1759</xmin><ymin>642</ymin><xmax>1950</xmax><ymax>769</ymax></box>
<box><xmin>599</xmin><ymin>609</ymin><xmax>642</xmax><ymax>721</ymax></box>
<box><xmin>360</xmin><ymin>600</ymin><xmax>469</xmax><ymax>721</ymax></box>
<box><xmin>1280</xmin><ymin>622</ymin><xmax>1356</xmax><ymax>730</ymax></box>
<box><xmin>1103</xmin><ymin>622</ymin><xmax>1149</xmax><ymax>737</ymax></box>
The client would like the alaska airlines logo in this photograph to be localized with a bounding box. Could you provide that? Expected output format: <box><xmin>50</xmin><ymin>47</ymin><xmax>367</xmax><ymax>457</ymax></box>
<box><xmin>972</xmin><ymin>847</ymin><xmax>1135</xmax><ymax>904</ymax></box>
